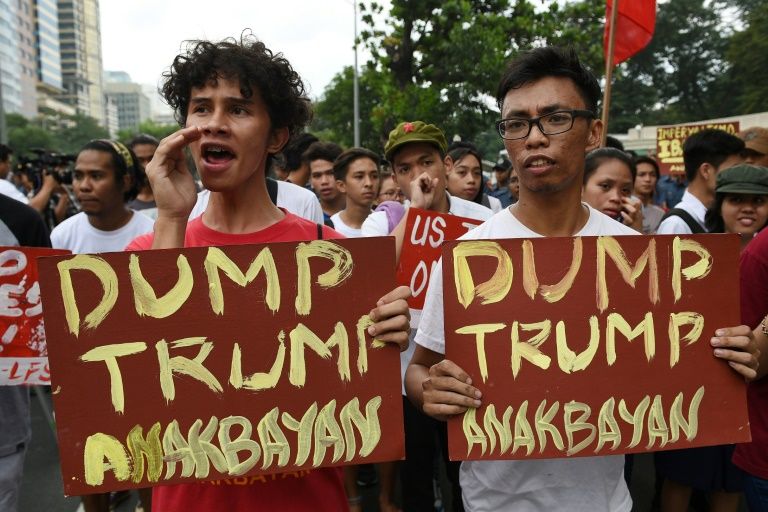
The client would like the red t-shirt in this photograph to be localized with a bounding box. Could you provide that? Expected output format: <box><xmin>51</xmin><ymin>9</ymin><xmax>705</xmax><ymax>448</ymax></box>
<box><xmin>127</xmin><ymin>211</ymin><xmax>348</xmax><ymax>512</ymax></box>
<box><xmin>733</xmin><ymin>229</ymin><xmax>768</xmax><ymax>479</ymax></box>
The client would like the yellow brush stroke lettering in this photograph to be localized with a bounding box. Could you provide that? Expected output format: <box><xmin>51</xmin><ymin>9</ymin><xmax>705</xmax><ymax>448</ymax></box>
<box><xmin>204</xmin><ymin>246</ymin><xmax>280</xmax><ymax>315</ymax></box>
<box><xmin>58</xmin><ymin>255</ymin><xmax>118</xmax><ymax>337</ymax></box>
<box><xmin>462</xmin><ymin>408</ymin><xmax>488</xmax><ymax>456</ymax></box>
<box><xmin>668</xmin><ymin>312</ymin><xmax>704</xmax><ymax>368</ymax></box>
<box><xmin>606</xmin><ymin>312</ymin><xmax>656</xmax><ymax>365</ymax></box>
<box><xmin>555</xmin><ymin>316</ymin><xmax>600</xmax><ymax>373</ymax></box>
<box><xmin>129</xmin><ymin>254</ymin><xmax>193</xmax><ymax>318</ymax></box>
<box><xmin>596</xmin><ymin>237</ymin><xmax>659</xmax><ymax>312</ymax></box>
<box><xmin>510</xmin><ymin>321</ymin><xmax>552</xmax><ymax>379</ymax></box>
<box><xmin>289</xmin><ymin>322</ymin><xmax>350</xmax><ymax>387</ymax></box>
<box><xmin>282</xmin><ymin>402</ymin><xmax>319</xmax><ymax>466</ymax></box>
<box><xmin>672</xmin><ymin>237</ymin><xmax>713</xmax><ymax>302</ymax></box>
<box><xmin>156</xmin><ymin>337</ymin><xmax>223</xmax><ymax>402</ymax></box>
<box><xmin>596</xmin><ymin>397</ymin><xmax>621</xmax><ymax>452</ymax></box>
<box><xmin>483</xmin><ymin>404</ymin><xmax>513</xmax><ymax>454</ymax></box>
<box><xmin>534</xmin><ymin>400</ymin><xmax>564</xmax><ymax>453</ymax></box>
<box><xmin>218</xmin><ymin>416</ymin><xmax>261</xmax><ymax>475</ymax></box>
<box><xmin>453</xmin><ymin>241</ymin><xmax>513</xmax><ymax>308</ymax></box>
<box><xmin>127</xmin><ymin>423</ymin><xmax>162</xmax><ymax>483</ymax></box>
<box><xmin>80</xmin><ymin>342</ymin><xmax>147</xmax><ymax>414</ymax></box>
<box><xmin>340</xmin><ymin>396</ymin><xmax>382</xmax><ymax>460</ymax></box>
<box><xmin>83</xmin><ymin>433</ymin><xmax>131</xmax><ymax>486</ymax></box>
<box><xmin>313</xmin><ymin>400</ymin><xmax>345</xmax><ymax>466</ymax></box>
<box><xmin>295</xmin><ymin>241</ymin><xmax>353</xmax><ymax>315</ymax></box>
<box><xmin>669</xmin><ymin>386</ymin><xmax>705</xmax><ymax>443</ymax></box>
<box><xmin>257</xmin><ymin>408</ymin><xmax>290</xmax><ymax>469</ymax></box>
<box><xmin>564</xmin><ymin>401</ymin><xmax>596</xmax><ymax>456</ymax></box>
<box><xmin>522</xmin><ymin>238</ymin><xmax>582</xmax><ymax>302</ymax></box>
<box><xmin>455</xmin><ymin>323</ymin><xmax>506</xmax><ymax>383</ymax></box>
<box><xmin>619</xmin><ymin>396</ymin><xmax>650</xmax><ymax>449</ymax></box>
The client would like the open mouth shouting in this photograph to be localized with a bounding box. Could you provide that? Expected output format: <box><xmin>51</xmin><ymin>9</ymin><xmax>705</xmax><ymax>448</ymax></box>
<box><xmin>524</xmin><ymin>154</ymin><xmax>555</xmax><ymax>174</ymax></box>
<box><xmin>201</xmin><ymin>142</ymin><xmax>236</xmax><ymax>172</ymax></box>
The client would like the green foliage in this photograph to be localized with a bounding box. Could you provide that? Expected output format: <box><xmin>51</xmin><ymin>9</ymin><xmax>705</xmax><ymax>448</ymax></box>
<box><xmin>117</xmin><ymin>119</ymin><xmax>178</xmax><ymax>144</ymax></box>
<box><xmin>55</xmin><ymin>113</ymin><xmax>110</xmax><ymax>154</ymax></box>
<box><xmin>727</xmin><ymin>2</ymin><xmax>768</xmax><ymax>114</ymax></box>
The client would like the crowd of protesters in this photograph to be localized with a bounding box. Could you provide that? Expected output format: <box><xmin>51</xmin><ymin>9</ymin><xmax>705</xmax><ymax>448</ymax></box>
<box><xmin>0</xmin><ymin>35</ymin><xmax>767</xmax><ymax>512</ymax></box>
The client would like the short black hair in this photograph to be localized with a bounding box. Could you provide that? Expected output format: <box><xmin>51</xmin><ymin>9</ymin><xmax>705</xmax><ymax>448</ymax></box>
<box><xmin>446</xmin><ymin>141</ymin><xmax>483</xmax><ymax>167</ymax></box>
<box><xmin>161</xmin><ymin>32</ymin><xmax>312</xmax><ymax>137</ymax></box>
<box><xmin>333</xmin><ymin>148</ymin><xmax>380</xmax><ymax>181</ymax></box>
<box><xmin>0</xmin><ymin>144</ymin><xmax>12</xmax><ymax>163</ymax></box>
<box><xmin>604</xmin><ymin>136</ymin><xmax>625</xmax><ymax>152</ymax></box>
<box><xmin>683</xmin><ymin>129</ymin><xmax>745</xmax><ymax>182</ymax></box>
<box><xmin>128</xmin><ymin>133</ymin><xmax>160</xmax><ymax>149</ymax></box>
<box><xmin>496</xmin><ymin>46</ymin><xmax>600</xmax><ymax>114</ymax></box>
<box><xmin>584</xmin><ymin>147</ymin><xmax>637</xmax><ymax>184</ymax></box>
<box><xmin>283</xmin><ymin>133</ymin><xmax>319</xmax><ymax>172</ymax></box>
<box><xmin>78</xmin><ymin>140</ymin><xmax>141</xmax><ymax>202</ymax></box>
<box><xmin>303</xmin><ymin>141</ymin><xmax>343</xmax><ymax>166</ymax></box>
<box><xmin>634</xmin><ymin>155</ymin><xmax>660</xmax><ymax>179</ymax></box>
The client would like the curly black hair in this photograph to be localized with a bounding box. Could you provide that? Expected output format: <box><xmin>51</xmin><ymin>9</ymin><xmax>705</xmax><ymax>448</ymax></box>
<box><xmin>161</xmin><ymin>33</ymin><xmax>313</xmax><ymax>138</ymax></box>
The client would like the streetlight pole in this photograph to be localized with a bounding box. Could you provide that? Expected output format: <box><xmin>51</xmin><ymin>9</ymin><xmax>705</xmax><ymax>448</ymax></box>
<box><xmin>353</xmin><ymin>1</ymin><xmax>360</xmax><ymax>147</ymax></box>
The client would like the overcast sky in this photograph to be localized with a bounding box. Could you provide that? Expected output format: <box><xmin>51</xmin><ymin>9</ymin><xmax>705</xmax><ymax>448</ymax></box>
<box><xmin>100</xmin><ymin>0</ymin><xmax>377</xmax><ymax>113</ymax></box>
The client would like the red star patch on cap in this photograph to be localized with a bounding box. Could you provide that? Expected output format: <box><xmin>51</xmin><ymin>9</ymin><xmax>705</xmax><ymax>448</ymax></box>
<box><xmin>403</xmin><ymin>122</ymin><xmax>414</xmax><ymax>133</ymax></box>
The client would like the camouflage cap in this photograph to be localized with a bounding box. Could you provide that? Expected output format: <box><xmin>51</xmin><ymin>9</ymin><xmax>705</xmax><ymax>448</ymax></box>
<box><xmin>384</xmin><ymin>121</ymin><xmax>447</xmax><ymax>162</ymax></box>
<box><xmin>716</xmin><ymin>164</ymin><xmax>768</xmax><ymax>195</ymax></box>
<box><xmin>739</xmin><ymin>127</ymin><xmax>768</xmax><ymax>155</ymax></box>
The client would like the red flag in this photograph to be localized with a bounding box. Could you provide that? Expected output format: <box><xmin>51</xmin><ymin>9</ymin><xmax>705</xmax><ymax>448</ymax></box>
<box><xmin>604</xmin><ymin>0</ymin><xmax>656</xmax><ymax>66</ymax></box>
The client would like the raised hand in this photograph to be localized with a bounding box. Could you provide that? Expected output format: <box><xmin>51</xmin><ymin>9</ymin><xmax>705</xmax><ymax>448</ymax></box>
<box><xmin>146</xmin><ymin>126</ymin><xmax>202</xmax><ymax>221</ymax></box>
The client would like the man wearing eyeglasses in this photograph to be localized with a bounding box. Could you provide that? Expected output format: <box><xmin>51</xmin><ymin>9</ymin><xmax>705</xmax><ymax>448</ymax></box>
<box><xmin>405</xmin><ymin>47</ymin><xmax>759</xmax><ymax>511</ymax></box>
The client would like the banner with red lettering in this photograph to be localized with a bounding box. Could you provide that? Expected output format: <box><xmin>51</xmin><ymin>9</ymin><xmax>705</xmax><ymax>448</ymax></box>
<box><xmin>442</xmin><ymin>234</ymin><xmax>749</xmax><ymax>460</ymax></box>
<box><xmin>0</xmin><ymin>246</ymin><xmax>69</xmax><ymax>385</ymax></box>
<box><xmin>397</xmin><ymin>208</ymin><xmax>483</xmax><ymax>310</ymax></box>
<box><xmin>37</xmin><ymin>238</ymin><xmax>404</xmax><ymax>494</ymax></box>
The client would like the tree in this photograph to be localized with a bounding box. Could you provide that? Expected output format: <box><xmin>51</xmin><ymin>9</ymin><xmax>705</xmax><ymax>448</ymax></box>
<box><xmin>609</xmin><ymin>0</ymin><xmax>736</xmax><ymax>132</ymax></box>
<box><xmin>726</xmin><ymin>2</ymin><xmax>768</xmax><ymax>113</ymax></box>
<box><xmin>117</xmin><ymin>119</ymin><xmax>179</xmax><ymax>144</ymax></box>
<box><xmin>55</xmin><ymin>113</ymin><xmax>109</xmax><ymax>154</ymax></box>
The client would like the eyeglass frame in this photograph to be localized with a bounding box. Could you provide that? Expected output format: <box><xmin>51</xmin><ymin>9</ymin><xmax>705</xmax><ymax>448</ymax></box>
<box><xmin>496</xmin><ymin>109</ymin><xmax>596</xmax><ymax>141</ymax></box>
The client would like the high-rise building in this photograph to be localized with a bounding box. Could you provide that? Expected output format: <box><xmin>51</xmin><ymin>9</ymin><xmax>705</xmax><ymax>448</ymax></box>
<box><xmin>17</xmin><ymin>0</ymin><xmax>38</xmax><ymax>117</ymax></box>
<box><xmin>82</xmin><ymin>0</ymin><xmax>102</xmax><ymax>124</ymax></box>
<box><xmin>57</xmin><ymin>0</ymin><xmax>102</xmax><ymax>124</ymax></box>
<box><xmin>0</xmin><ymin>0</ymin><xmax>24</xmax><ymax>115</ymax></box>
<box><xmin>35</xmin><ymin>0</ymin><xmax>63</xmax><ymax>90</ymax></box>
<box><xmin>104</xmin><ymin>73</ymin><xmax>150</xmax><ymax>133</ymax></box>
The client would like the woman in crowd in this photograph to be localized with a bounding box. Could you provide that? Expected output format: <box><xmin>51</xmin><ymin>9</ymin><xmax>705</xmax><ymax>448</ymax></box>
<box><xmin>444</xmin><ymin>141</ymin><xmax>502</xmax><ymax>213</ymax></box>
<box><xmin>375</xmin><ymin>168</ymin><xmax>404</xmax><ymax>207</ymax></box>
<box><xmin>704</xmin><ymin>164</ymin><xmax>768</xmax><ymax>248</ymax></box>
<box><xmin>582</xmin><ymin>147</ymin><xmax>643</xmax><ymax>232</ymax></box>
<box><xmin>634</xmin><ymin>155</ymin><xmax>666</xmax><ymax>234</ymax></box>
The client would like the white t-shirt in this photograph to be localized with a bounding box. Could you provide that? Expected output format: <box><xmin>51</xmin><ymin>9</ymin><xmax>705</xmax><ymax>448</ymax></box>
<box><xmin>0</xmin><ymin>180</ymin><xmax>28</xmax><ymax>204</ymax></box>
<box><xmin>190</xmin><ymin>181</ymin><xmax>324</xmax><ymax>224</ymax></box>
<box><xmin>655</xmin><ymin>190</ymin><xmax>707</xmax><ymax>234</ymax></box>
<box><xmin>51</xmin><ymin>211</ymin><xmax>155</xmax><ymax>253</ymax></box>
<box><xmin>414</xmin><ymin>204</ymin><xmax>635</xmax><ymax>512</ymax></box>
<box><xmin>330</xmin><ymin>211</ymin><xmax>364</xmax><ymax>238</ymax></box>
<box><xmin>362</xmin><ymin>193</ymin><xmax>494</xmax><ymax>393</ymax></box>
<box><xmin>486</xmin><ymin>194</ymin><xmax>502</xmax><ymax>213</ymax></box>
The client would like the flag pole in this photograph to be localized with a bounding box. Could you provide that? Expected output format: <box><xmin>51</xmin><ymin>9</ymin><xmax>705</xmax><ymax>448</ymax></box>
<box><xmin>601</xmin><ymin>0</ymin><xmax>620</xmax><ymax>146</ymax></box>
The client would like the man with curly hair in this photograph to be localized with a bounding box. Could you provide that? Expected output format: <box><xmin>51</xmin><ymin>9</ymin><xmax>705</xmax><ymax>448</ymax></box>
<box><xmin>127</xmin><ymin>35</ymin><xmax>411</xmax><ymax>511</ymax></box>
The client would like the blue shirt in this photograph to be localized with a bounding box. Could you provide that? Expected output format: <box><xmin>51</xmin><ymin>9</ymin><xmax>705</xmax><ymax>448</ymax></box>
<box><xmin>655</xmin><ymin>175</ymin><xmax>687</xmax><ymax>208</ymax></box>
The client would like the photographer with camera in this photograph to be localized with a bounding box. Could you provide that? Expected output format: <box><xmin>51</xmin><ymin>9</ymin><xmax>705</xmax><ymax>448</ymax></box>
<box><xmin>15</xmin><ymin>149</ymin><xmax>77</xmax><ymax>228</ymax></box>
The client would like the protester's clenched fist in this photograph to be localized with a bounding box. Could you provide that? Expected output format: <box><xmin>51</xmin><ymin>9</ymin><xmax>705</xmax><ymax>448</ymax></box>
<box><xmin>147</xmin><ymin>126</ymin><xmax>202</xmax><ymax>221</ymax></box>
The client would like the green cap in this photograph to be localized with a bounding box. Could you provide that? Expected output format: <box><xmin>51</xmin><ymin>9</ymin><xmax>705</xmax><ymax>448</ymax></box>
<box><xmin>716</xmin><ymin>164</ymin><xmax>768</xmax><ymax>195</ymax></box>
<box><xmin>384</xmin><ymin>121</ymin><xmax>447</xmax><ymax>162</ymax></box>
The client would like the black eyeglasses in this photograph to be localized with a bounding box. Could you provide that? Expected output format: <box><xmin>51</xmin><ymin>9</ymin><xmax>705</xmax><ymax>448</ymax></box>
<box><xmin>496</xmin><ymin>110</ymin><xmax>595</xmax><ymax>140</ymax></box>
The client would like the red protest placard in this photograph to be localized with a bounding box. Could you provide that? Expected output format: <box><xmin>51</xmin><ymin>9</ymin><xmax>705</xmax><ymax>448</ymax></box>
<box><xmin>656</xmin><ymin>121</ymin><xmax>740</xmax><ymax>175</ymax></box>
<box><xmin>397</xmin><ymin>208</ymin><xmax>483</xmax><ymax>310</ymax></box>
<box><xmin>442</xmin><ymin>235</ymin><xmax>748</xmax><ymax>461</ymax></box>
<box><xmin>37</xmin><ymin>238</ymin><xmax>403</xmax><ymax>495</ymax></box>
<box><xmin>0</xmin><ymin>246</ymin><xmax>69</xmax><ymax>385</ymax></box>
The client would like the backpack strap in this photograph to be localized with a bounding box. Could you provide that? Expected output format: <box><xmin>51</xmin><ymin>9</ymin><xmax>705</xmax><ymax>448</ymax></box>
<box><xmin>660</xmin><ymin>208</ymin><xmax>706</xmax><ymax>234</ymax></box>
<box><xmin>316</xmin><ymin>223</ymin><xmax>323</xmax><ymax>240</ymax></box>
<box><xmin>266</xmin><ymin>177</ymin><xmax>279</xmax><ymax>205</ymax></box>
